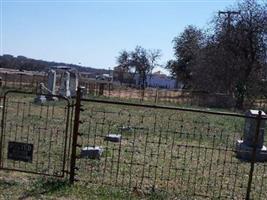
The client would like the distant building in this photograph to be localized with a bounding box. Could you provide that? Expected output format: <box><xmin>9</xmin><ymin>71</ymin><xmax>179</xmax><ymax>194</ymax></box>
<box><xmin>80</xmin><ymin>72</ymin><xmax>94</xmax><ymax>79</ymax></box>
<box><xmin>133</xmin><ymin>71</ymin><xmax>184</xmax><ymax>89</ymax></box>
<box><xmin>113</xmin><ymin>66</ymin><xmax>183</xmax><ymax>89</ymax></box>
<box><xmin>51</xmin><ymin>65</ymin><xmax>72</xmax><ymax>71</ymax></box>
<box><xmin>96</xmin><ymin>74</ymin><xmax>112</xmax><ymax>81</ymax></box>
<box><xmin>134</xmin><ymin>71</ymin><xmax>177</xmax><ymax>89</ymax></box>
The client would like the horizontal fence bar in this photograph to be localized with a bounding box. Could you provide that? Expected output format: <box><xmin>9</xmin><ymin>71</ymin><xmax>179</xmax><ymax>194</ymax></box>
<box><xmin>4</xmin><ymin>90</ymin><xmax>70</xmax><ymax>102</ymax></box>
<box><xmin>81</xmin><ymin>98</ymin><xmax>263</xmax><ymax>119</ymax></box>
<box><xmin>0</xmin><ymin>167</ymin><xmax>64</xmax><ymax>177</ymax></box>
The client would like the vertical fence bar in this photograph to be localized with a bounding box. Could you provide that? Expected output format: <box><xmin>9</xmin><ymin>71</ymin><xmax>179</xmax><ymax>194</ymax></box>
<box><xmin>246</xmin><ymin>111</ymin><xmax>262</xmax><ymax>200</ymax></box>
<box><xmin>4</xmin><ymin>73</ymin><xmax>7</xmax><ymax>88</ymax></box>
<box><xmin>31</xmin><ymin>75</ymin><xmax>35</xmax><ymax>92</ymax></box>
<box><xmin>61</xmin><ymin>99</ymin><xmax>71</xmax><ymax>177</ymax></box>
<box><xmin>0</xmin><ymin>95</ymin><xmax>6</xmax><ymax>168</ymax></box>
<box><xmin>69</xmin><ymin>87</ymin><xmax>82</xmax><ymax>184</ymax></box>
<box><xmin>19</xmin><ymin>74</ymin><xmax>22</xmax><ymax>89</ymax></box>
<box><xmin>108</xmin><ymin>83</ymin><xmax>111</xmax><ymax>97</ymax></box>
<box><xmin>0</xmin><ymin>93</ymin><xmax>7</xmax><ymax>169</ymax></box>
<box><xmin>154</xmin><ymin>88</ymin><xmax>158</xmax><ymax>104</ymax></box>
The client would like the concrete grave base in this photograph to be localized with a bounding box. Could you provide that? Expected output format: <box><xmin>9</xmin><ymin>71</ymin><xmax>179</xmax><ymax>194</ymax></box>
<box><xmin>46</xmin><ymin>96</ymin><xmax>58</xmax><ymax>101</ymax></box>
<box><xmin>34</xmin><ymin>95</ymin><xmax>47</xmax><ymax>104</ymax></box>
<box><xmin>80</xmin><ymin>146</ymin><xmax>103</xmax><ymax>159</ymax></box>
<box><xmin>104</xmin><ymin>134</ymin><xmax>121</xmax><ymax>142</ymax></box>
<box><xmin>236</xmin><ymin>140</ymin><xmax>267</xmax><ymax>162</ymax></box>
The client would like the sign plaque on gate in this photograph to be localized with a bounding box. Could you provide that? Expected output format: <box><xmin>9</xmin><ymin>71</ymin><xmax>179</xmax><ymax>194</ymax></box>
<box><xmin>7</xmin><ymin>142</ymin><xmax>33</xmax><ymax>162</ymax></box>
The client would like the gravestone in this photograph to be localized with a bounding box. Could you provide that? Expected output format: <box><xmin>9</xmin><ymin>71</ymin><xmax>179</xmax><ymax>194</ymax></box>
<box><xmin>236</xmin><ymin>110</ymin><xmax>267</xmax><ymax>161</ymax></box>
<box><xmin>46</xmin><ymin>69</ymin><xmax>58</xmax><ymax>100</ymax></box>
<box><xmin>59</xmin><ymin>71</ymin><xmax>71</xmax><ymax>97</ymax></box>
<box><xmin>243</xmin><ymin>110</ymin><xmax>265</xmax><ymax>148</ymax></box>
<box><xmin>80</xmin><ymin>86</ymin><xmax>87</xmax><ymax>97</ymax></box>
<box><xmin>34</xmin><ymin>83</ymin><xmax>47</xmax><ymax>104</ymax></box>
<box><xmin>69</xmin><ymin>72</ymin><xmax>78</xmax><ymax>97</ymax></box>
<box><xmin>47</xmin><ymin>70</ymin><xmax>56</xmax><ymax>95</ymax></box>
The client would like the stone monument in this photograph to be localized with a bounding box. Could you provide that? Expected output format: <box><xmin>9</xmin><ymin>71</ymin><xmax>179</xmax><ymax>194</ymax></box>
<box><xmin>236</xmin><ymin>110</ymin><xmax>267</xmax><ymax>162</ymax></box>
<box><xmin>47</xmin><ymin>70</ymin><xmax>56</xmax><ymax>95</ymax></box>
<box><xmin>46</xmin><ymin>69</ymin><xmax>58</xmax><ymax>100</ymax></box>
<box><xmin>69</xmin><ymin>71</ymin><xmax>78</xmax><ymax>97</ymax></box>
<box><xmin>59</xmin><ymin>71</ymin><xmax>71</xmax><ymax>97</ymax></box>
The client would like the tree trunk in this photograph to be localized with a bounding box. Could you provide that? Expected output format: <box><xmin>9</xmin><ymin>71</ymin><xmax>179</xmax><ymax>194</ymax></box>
<box><xmin>235</xmin><ymin>93</ymin><xmax>245</xmax><ymax>110</ymax></box>
<box><xmin>235</xmin><ymin>81</ymin><xmax>246</xmax><ymax>110</ymax></box>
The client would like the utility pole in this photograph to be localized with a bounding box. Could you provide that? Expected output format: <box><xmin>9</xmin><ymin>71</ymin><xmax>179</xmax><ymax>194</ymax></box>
<box><xmin>218</xmin><ymin>11</ymin><xmax>241</xmax><ymax>96</ymax></box>
<box><xmin>219</xmin><ymin>11</ymin><xmax>241</xmax><ymax>32</ymax></box>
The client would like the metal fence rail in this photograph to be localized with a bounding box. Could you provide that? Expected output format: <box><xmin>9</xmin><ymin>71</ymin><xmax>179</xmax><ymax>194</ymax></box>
<box><xmin>1</xmin><ymin>74</ymin><xmax>266</xmax><ymax>111</ymax></box>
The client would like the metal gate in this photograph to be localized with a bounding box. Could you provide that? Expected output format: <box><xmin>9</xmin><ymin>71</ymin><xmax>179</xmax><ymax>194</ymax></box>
<box><xmin>0</xmin><ymin>91</ymin><xmax>72</xmax><ymax>177</ymax></box>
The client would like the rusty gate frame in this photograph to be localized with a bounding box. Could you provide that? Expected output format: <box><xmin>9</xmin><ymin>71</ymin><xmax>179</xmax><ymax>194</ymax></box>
<box><xmin>0</xmin><ymin>90</ymin><xmax>72</xmax><ymax>177</ymax></box>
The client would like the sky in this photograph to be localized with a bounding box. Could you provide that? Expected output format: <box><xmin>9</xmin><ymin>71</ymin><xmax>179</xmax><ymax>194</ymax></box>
<box><xmin>1</xmin><ymin>0</ymin><xmax>237</xmax><ymax>72</ymax></box>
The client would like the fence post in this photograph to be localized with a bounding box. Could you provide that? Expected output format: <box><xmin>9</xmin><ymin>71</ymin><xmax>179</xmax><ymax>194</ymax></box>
<box><xmin>0</xmin><ymin>95</ymin><xmax>6</xmax><ymax>168</ymax></box>
<box><xmin>19</xmin><ymin>74</ymin><xmax>22</xmax><ymax>89</ymax></box>
<box><xmin>154</xmin><ymin>88</ymin><xmax>158</xmax><ymax>104</ymax></box>
<box><xmin>4</xmin><ymin>73</ymin><xmax>7</xmax><ymax>88</ymax></box>
<box><xmin>108</xmin><ymin>83</ymin><xmax>111</xmax><ymax>97</ymax></box>
<box><xmin>245</xmin><ymin>110</ymin><xmax>262</xmax><ymax>200</ymax></box>
<box><xmin>31</xmin><ymin>75</ymin><xmax>35</xmax><ymax>92</ymax></box>
<box><xmin>69</xmin><ymin>87</ymin><xmax>82</xmax><ymax>184</ymax></box>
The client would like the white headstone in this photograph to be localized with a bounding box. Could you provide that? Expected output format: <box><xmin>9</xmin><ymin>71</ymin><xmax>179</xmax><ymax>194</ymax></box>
<box><xmin>243</xmin><ymin>110</ymin><xmax>266</xmax><ymax>148</ymax></box>
<box><xmin>69</xmin><ymin>72</ymin><xmax>78</xmax><ymax>96</ymax></box>
<box><xmin>236</xmin><ymin>110</ymin><xmax>267</xmax><ymax>161</ymax></box>
<box><xmin>59</xmin><ymin>71</ymin><xmax>71</xmax><ymax>97</ymax></box>
<box><xmin>47</xmin><ymin>69</ymin><xmax>56</xmax><ymax>95</ymax></box>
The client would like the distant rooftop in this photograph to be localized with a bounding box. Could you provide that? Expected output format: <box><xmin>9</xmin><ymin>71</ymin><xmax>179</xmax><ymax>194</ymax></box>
<box><xmin>51</xmin><ymin>66</ymin><xmax>72</xmax><ymax>70</ymax></box>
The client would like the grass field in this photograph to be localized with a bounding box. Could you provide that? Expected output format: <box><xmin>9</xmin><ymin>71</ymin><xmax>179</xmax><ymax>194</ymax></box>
<box><xmin>0</xmin><ymin>92</ymin><xmax>266</xmax><ymax>199</ymax></box>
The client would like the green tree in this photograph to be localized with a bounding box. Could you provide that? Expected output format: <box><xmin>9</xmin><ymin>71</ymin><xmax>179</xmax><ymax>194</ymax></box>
<box><xmin>169</xmin><ymin>0</ymin><xmax>267</xmax><ymax>109</ymax></box>
<box><xmin>117</xmin><ymin>46</ymin><xmax>161</xmax><ymax>89</ymax></box>
<box><xmin>167</xmin><ymin>25</ymin><xmax>204</xmax><ymax>89</ymax></box>
<box><xmin>202</xmin><ymin>0</ymin><xmax>267</xmax><ymax>109</ymax></box>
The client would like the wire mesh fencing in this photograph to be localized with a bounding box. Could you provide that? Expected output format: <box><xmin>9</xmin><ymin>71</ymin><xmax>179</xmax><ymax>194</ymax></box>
<box><xmin>72</xmin><ymin>98</ymin><xmax>267</xmax><ymax>199</ymax></box>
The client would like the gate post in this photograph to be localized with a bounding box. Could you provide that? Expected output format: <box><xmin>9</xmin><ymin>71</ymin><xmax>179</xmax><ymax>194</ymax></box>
<box><xmin>245</xmin><ymin>111</ymin><xmax>262</xmax><ymax>200</ymax></box>
<box><xmin>69</xmin><ymin>87</ymin><xmax>83</xmax><ymax>184</ymax></box>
